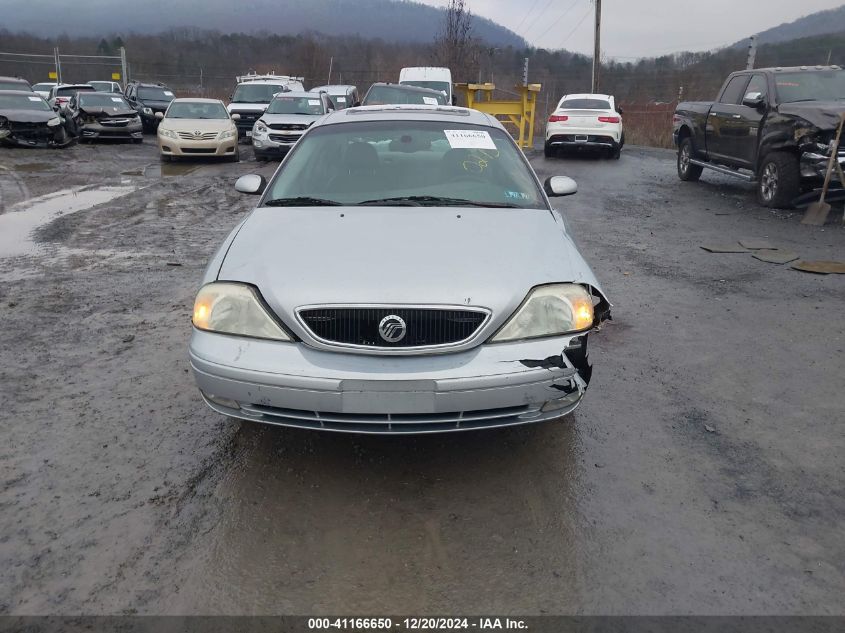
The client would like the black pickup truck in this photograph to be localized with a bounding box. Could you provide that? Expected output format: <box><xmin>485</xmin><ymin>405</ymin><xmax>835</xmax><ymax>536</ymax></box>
<box><xmin>673</xmin><ymin>66</ymin><xmax>845</xmax><ymax>207</ymax></box>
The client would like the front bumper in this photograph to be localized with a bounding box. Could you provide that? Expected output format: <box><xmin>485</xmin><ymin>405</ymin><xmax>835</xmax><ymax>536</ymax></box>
<box><xmin>0</xmin><ymin>124</ymin><xmax>73</xmax><ymax>148</ymax></box>
<box><xmin>159</xmin><ymin>136</ymin><xmax>237</xmax><ymax>157</ymax></box>
<box><xmin>80</xmin><ymin>121</ymin><xmax>143</xmax><ymax>140</ymax></box>
<box><xmin>800</xmin><ymin>150</ymin><xmax>845</xmax><ymax>180</ymax></box>
<box><xmin>252</xmin><ymin>132</ymin><xmax>303</xmax><ymax>156</ymax></box>
<box><xmin>189</xmin><ymin>330</ymin><xmax>591</xmax><ymax>434</ymax></box>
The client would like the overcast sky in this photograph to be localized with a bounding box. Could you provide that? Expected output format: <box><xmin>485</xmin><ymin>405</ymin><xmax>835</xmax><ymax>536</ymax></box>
<box><xmin>419</xmin><ymin>0</ymin><xmax>844</xmax><ymax>58</ymax></box>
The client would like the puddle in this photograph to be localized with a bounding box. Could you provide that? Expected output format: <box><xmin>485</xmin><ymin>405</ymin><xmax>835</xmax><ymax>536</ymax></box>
<box><xmin>11</xmin><ymin>162</ymin><xmax>54</xmax><ymax>173</ymax></box>
<box><xmin>0</xmin><ymin>185</ymin><xmax>136</xmax><ymax>259</ymax></box>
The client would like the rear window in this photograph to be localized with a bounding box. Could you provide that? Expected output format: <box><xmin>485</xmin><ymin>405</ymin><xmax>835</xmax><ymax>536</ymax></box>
<box><xmin>57</xmin><ymin>86</ymin><xmax>95</xmax><ymax>97</ymax></box>
<box><xmin>0</xmin><ymin>80</ymin><xmax>31</xmax><ymax>91</ymax></box>
<box><xmin>231</xmin><ymin>84</ymin><xmax>288</xmax><ymax>103</ymax></box>
<box><xmin>363</xmin><ymin>85</ymin><xmax>447</xmax><ymax>106</ymax></box>
<box><xmin>559</xmin><ymin>98</ymin><xmax>611</xmax><ymax>110</ymax></box>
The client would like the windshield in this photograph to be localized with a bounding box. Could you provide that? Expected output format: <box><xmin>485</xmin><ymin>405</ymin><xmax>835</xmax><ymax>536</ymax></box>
<box><xmin>559</xmin><ymin>98</ymin><xmax>611</xmax><ymax>110</ymax></box>
<box><xmin>0</xmin><ymin>81</ymin><xmax>31</xmax><ymax>91</ymax></box>
<box><xmin>264</xmin><ymin>120</ymin><xmax>544</xmax><ymax>209</ymax></box>
<box><xmin>266</xmin><ymin>96</ymin><xmax>325</xmax><ymax>115</ymax></box>
<box><xmin>57</xmin><ymin>86</ymin><xmax>94</xmax><ymax>97</ymax></box>
<box><xmin>79</xmin><ymin>93</ymin><xmax>130</xmax><ymax>108</ymax></box>
<box><xmin>400</xmin><ymin>80</ymin><xmax>450</xmax><ymax>96</ymax></box>
<box><xmin>231</xmin><ymin>83</ymin><xmax>288</xmax><ymax>103</ymax></box>
<box><xmin>0</xmin><ymin>93</ymin><xmax>51</xmax><ymax>111</ymax></box>
<box><xmin>775</xmin><ymin>70</ymin><xmax>845</xmax><ymax>103</ymax></box>
<box><xmin>89</xmin><ymin>81</ymin><xmax>120</xmax><ymax>93</ymax></box>
<box><xmin>32</xmin><ymin>83</ymin><xmax>55</xmax><ymax>91</ymax></box>
<box><xmin>138</xmin><ymin>87</ymin><xmax>174</xmax><ymax>101</ymax></box>
<box><xmin>166</xmin><ymin>101</ymin><xmax>229</xmax><ymax>119</ymax></box>
<box><xmin>363</xmin><ymin>85</ymin><xmax>447</xmax><ymax>106</ymax></box>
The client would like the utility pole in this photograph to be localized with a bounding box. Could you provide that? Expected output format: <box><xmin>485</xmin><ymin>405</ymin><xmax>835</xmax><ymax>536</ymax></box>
<box><xmin>327</xmin><ymin>56</ymin><xmax>333</xmax><ymax>85</ymax></box>
<box><xmin>746</xmin><ymin>35</ymin><xmax>757</xmax><ymax>70</ymax></box>
<box><xmin>120</xmin><ymin>46</ymin><xmax>128</xmax><ymax>87</ymax></box>
<box><xmin>523</xmin><ymin>57</ymin><xmax>529</xmax><ymax>87</ymax></box>
<box><xmin>591</xmin><ymin>0</ymin><xmax>601</xmax><ymax>93</ymax></box>
<box><xmin>54</xmin><ymin>47</ymin><xmax>62</xmax><ymax>84</ymax></box>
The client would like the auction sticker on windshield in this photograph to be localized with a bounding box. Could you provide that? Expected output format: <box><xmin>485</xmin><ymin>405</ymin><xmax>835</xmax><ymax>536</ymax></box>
<box><xmin>444</xmin><ymin>129</ymin><xmax>497</xmax><ymax>150</ymax></box>
<box><xmin>423</xmin><ymin>97</ymin><xmax>439</xmax><ymax>105</ymax></box>
<box><xmin>308</xmin><ymin>99</ymin><xmax>321</xmax><ymax>105</ymax></box>
<box><xmin>28</xmin><ymin>97</ymin><xmax>41</xmax><ymax>101</ymax></box>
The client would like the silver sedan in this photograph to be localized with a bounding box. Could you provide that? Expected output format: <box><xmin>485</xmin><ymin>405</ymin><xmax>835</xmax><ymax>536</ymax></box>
<box><xmin>189</xmin><ymin>105</ymin><xmax>611</xmax><ymax>434</ymax></box>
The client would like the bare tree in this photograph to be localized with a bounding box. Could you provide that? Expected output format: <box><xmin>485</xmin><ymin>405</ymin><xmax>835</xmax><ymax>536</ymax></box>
<box><xmin>432</xmin><ymin>0</ymin><xmax>479</xmax><ymax>81</ymax></box>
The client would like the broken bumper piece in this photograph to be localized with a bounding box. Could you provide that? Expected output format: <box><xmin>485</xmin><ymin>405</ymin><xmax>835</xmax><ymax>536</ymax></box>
<box><xmin>189</xmin><ymin>330</ymin><xmax>594</xmax><ymax>434</ymax></box>
<box><xmin>800</xmin><ymin>149</ymin><xmax>845</xmax><ymax>179</ymax></box>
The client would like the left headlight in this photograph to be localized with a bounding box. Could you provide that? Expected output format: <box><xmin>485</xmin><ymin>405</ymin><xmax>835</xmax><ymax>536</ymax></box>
<box><xmin>193</xmin><ymin>282</ymin><xmax>291</xmax><ymax>341</ymax></box>
<box><xmin>491</xmin><ymin>283</ymin><xmax>594</xmax><ymax>342</ymax></box>
<box><xmin>47</xmin><ymin>117</ymin><xmax>62</xmax><ymax>127</ymax></box>
<box><xmin>218</xmin><ymin>128</ymin><xmax>237</xmax><ymax>140</ymax></box>
<box><xmin>142</xmin><ymin>107</ymin><xmax>153</xmax><ymax>115</ymax></box>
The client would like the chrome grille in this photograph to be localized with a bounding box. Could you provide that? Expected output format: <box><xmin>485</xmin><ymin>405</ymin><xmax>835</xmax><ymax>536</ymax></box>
<box><xmin>298</xmin><ymin>306</ymin><xmax>489</xmax><ymax>349</ymax></box>
<box><xmin>268</xmin><ymin>122</ymin><xmax>308</xmax><ymax>131</ymax></box>
<box><xmin>269</xmin><ymin>133</ymin><xmax>301</xmax><ymax>143</ymax></box>
<box><xmin>177</xmin><ymin>131</ymin><xmax>218</xmax><ymax>140</ymax></box>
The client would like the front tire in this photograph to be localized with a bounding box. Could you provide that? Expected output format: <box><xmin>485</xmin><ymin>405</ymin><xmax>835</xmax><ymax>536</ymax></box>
<box><xmin>677</xmin><ymin>137</ymin><xmax>703</xmax><ymax>181</ymax></box>
<box><xmin>757</xmin><ymin>152</ymin><xmax>800</xmax><ymax>208</ymax></box>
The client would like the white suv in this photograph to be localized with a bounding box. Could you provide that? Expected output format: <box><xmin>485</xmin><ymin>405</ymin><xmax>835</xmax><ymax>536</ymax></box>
<box><xmin>226</xmin><ymin>73</ymin><xmax>305</xmax><ymax>139</ymax></box>
<box><xmin>545</xmin><ymin>93</ymin><xmax>624</xmax><ymax>159</ymax></box>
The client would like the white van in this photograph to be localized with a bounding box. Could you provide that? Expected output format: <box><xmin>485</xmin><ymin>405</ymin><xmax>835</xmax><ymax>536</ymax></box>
<box><xmin>398</xmin><ymin>67</ymin><xmax>454</xmax><ymax>105</ymax></box>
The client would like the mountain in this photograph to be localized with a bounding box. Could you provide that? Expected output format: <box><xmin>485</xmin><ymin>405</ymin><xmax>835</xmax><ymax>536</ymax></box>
<box><xmin>0</xmin><ymin>0</ymin><xmax>525</xmax><ymax>48</ymax></box>
<box><xmin>732</xmin><ymin>4</ymin><xmax>845</xmax><ymax>46</ymax></box>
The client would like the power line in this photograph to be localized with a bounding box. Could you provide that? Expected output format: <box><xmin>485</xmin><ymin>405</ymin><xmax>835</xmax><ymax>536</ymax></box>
<box><xmin>515</xmin><ymin>0</ymin><xmax>544</xmax><ymax>34</ymax></box>
<box><xmin>556</xmin><ymin>6</ymin><xmax>593</xmax><ymax>50</ymax></box>
<box><xmin>533</xmin><ymin>0</ymin><xmax>582</xmax><ymax>47</ymax></box>
<box><xmin>521</xmin><ymin>0</ymin><xmax>558</xmax><ymax>41</ymax></box>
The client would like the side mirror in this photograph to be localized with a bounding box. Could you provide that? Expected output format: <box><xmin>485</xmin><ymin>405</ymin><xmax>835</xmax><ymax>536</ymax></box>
<box><xmin>229</xmin><ymin>94</ymin><xmax>234</xmax><ymax>101</ymax></box>
<box><xmin>154</xmin><ymin>111</ymin><xmax>164</xmax><ymax>120</ymax></box>
<box><xmin>742</xmin><ymin>92</ymin><xmax>765</xmax><ymax>109</ymax></box>
<box><xmin>231</xmin><ymin>113</ymin><xmax>241</xmax><ymax>120</ymax></box>
<box><xmin>235</xmin><ymin>174</ymin><xmax>267</xmax><ymax>195</ymax></box>
<box><xmin>544</xmin><ymin>176</ymin><xmax>578</xmax><ymax>197</ymax></box>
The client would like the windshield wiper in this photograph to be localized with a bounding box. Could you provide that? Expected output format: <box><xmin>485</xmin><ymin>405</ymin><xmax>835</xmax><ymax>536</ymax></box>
<box><xmin>264</xmin><ymin>197</ymin><xmax>342</xmax><ymax>207</ymax></box>
<box><xmin>356</xmin><ymin>195</ymin><xmax>519</xmax><ymax>208</ymax></box>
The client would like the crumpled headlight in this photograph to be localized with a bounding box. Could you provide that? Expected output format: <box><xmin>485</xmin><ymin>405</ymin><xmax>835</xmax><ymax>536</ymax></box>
<box><xmin>218</xmin><ymin>128</ymin><xmax>237</xmax><ymax>140</ymax></box>
<box><xmin>142</xmin><ymin>107</ymin><xmax>153</xmax><ymax>115</ymax></box>
<box><xmin>254</xmin><ymin>121</ymin><xmax>268</xmax><ymax>135</ymax></box>
<box><xmin>158</xmin><ymin>128</ymin><xmax>177</xmax><ymax>139</ymax></box>
<box><xmin>492</xmin><ymin>284</ymin><xmax>594</xmax><ymax>342</ymax></box>
<box><xmin>193</xmin><ymin>282</ymin><xmax>291</xmax><ymax>341</ymax></box>
<box><xmin>47</xmin><ymin>117</ymin><xmax>62</xmax><ymax>127</ymax></box>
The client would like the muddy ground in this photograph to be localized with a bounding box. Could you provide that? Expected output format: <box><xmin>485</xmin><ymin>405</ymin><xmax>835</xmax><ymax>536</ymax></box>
<box><xmin>0</xmin><ymin>139</ymin><xmax>843</xmax><ymax>615</ymax></box>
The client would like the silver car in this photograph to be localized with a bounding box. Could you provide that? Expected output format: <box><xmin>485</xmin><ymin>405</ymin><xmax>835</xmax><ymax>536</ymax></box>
<box><xmin>251</xmin><ymin>91</ymin><xmax>333</xmax><ymax>160</ymax></box>
<box><xmin>189</xmin><ymin>105</ymin><xmax>611</xmax><ymax>434</ymax></box>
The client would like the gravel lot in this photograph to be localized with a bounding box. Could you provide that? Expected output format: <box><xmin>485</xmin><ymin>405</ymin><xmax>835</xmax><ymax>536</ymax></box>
<box><xmin>1</xmin><ymin>138</ymin><xmax>843</xmax><ymax>615</ymax></box>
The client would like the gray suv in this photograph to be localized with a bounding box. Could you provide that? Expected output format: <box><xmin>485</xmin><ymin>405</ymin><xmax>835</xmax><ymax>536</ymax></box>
<box><xmin>251</xmin><ymin>91</ymin><xmax>334</xmax><ymax>160</ymax></box>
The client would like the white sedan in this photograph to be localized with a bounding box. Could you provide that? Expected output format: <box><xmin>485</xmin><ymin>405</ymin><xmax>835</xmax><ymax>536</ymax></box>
<box><xmin>544</xmin><ymin>93</ymin><xmax>624</xmax><ymax>159</ymax></box>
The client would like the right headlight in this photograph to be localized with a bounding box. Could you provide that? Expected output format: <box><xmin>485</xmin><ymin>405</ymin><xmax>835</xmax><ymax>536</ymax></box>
<box><xmin>491</xmin><ymin>284</ymin><xmax>594</xmax><ymax>342</ymax></box>
<box><xmin>142</xmin><ymin>107</ymin><xmax>153</xmax><ymax>115</ymax></box>
<box><xmin>192</xmin><ymin>282</ymin><xmax>291</xmax><ymax>341</ymax></box>
<box><xmin>158</xmin><ymin>128</ymin><xmax>177</xmax><ymax>139</ymax></box>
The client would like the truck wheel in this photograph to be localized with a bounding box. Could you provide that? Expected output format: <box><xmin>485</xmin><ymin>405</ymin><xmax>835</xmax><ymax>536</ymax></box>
<box><xmin>757</xmin><ymin>152</ymin><xmax>800</xmax><ymax>208</ymax></box>
<box><xmin>677</xmin><ymin>138</ymin><xmax>703</xmax><ymax>182</ymax></box>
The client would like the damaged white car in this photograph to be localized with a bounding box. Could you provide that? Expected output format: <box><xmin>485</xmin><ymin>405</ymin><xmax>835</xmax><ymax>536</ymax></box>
<box><xmin>189</xmin><ymin>105</ymin><xmax>611</xmax><ymax>433</ymax></box>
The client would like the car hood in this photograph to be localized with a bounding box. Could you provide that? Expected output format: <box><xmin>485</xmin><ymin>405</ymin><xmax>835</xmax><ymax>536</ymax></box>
<box><xmin>228</xmin><ymin>103</ymin><xmax>268</xmax><ymax>112</ymax></box>
<box><xmin>218</xmin><ymin>206</ymin><xmax>608</xmax><ymax>335</ymax></box>
<box><xmin>159</xmin><ymin>118</ymin><xmax>234</xmax><ymax>133</ymax></box>
<box><xmin>80</xmin><ymin>105</ymin><xmax>137</xmax><ymax>117</ymax></box>
<box><xmin>0</xmin><ymin>108</ymin><xmax>55</xmax><ymax>123</ymax></box>
<box><xmin>259</xmin><ymin>113</ymin><xmax>321</xmax><ymax>126</ymax></box>
<box><xmin>778</xmin><ymin>101</ymin><xmax>845</xmax><ymax>130</ymax></box>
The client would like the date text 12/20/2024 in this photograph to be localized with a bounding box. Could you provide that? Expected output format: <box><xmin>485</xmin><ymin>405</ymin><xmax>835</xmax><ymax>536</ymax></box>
<box><xmin>308</xmin><ymin>618</ymin><xmax>528</xmax><ymax>630</ymax></box>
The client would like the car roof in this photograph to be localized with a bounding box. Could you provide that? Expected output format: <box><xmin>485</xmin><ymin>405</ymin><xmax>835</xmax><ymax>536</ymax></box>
<box><xmin>560</xmin><ymin>93</ymin><xmax>612</xmax><ymax>100</ymax></box>
<box><xmin>738</xmin><ymin>65</ymin><xmax>841</xmax><ymax>73</ymax></box>
<box><xmin>132</xmin><ymin>81</ymin><xmax>170</xmax><ymax>88</ymax></box>
<box><xmin>170</xmin><ymin>97</ymin><xmax>223</xmax><ymax>104</ymax></box>
<box><xmin>368</xmin><ymin>82</ymin><xmax>445</xmax><ymax>95</ymax></box>
<box><xmin>0</xmin><ymin>76</ymin><xmax>30</xmax><ymax>83</ymax></box>
<box><xmin>0</xmin><ymin>89</ymin><xmax>44</xmax><ymax>97</ymax></box>
<box><xmin>311</xmin><ymin>85</ymin><xmax>355</xmax><ymax>92</ymax></box>
<box><xmin>56</xmin><ymin>83</ymin><xmax>94</xmax><ymax>89</ymax></box>
<box><xmin>317</xmin><ymin>105</ymin><xmax>502</xmax><ymax>129</ymax></box>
